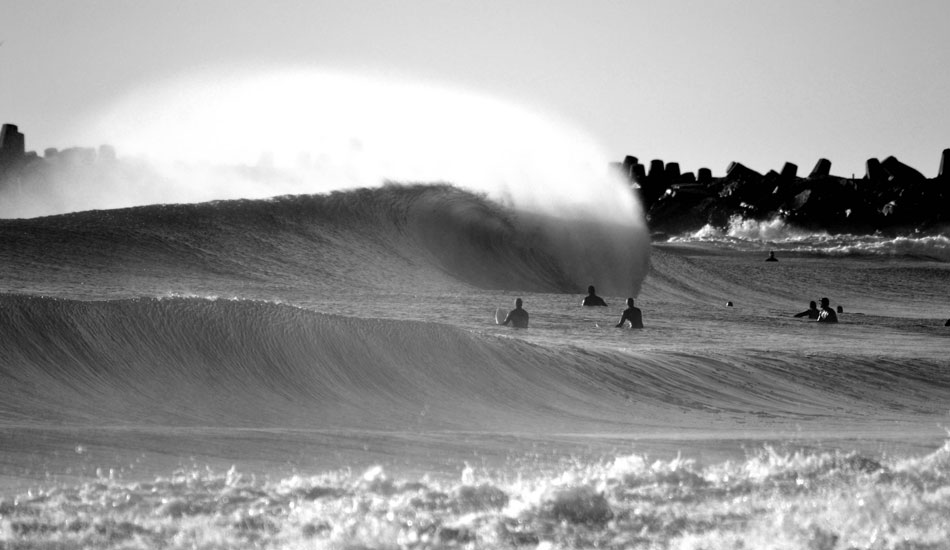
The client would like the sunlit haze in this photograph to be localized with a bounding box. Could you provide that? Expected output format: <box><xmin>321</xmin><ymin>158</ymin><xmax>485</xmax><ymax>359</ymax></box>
<box><xmin>73</xmin><ymin>69</ymin><xmax>641</xmax><ymax>226</ymax></box>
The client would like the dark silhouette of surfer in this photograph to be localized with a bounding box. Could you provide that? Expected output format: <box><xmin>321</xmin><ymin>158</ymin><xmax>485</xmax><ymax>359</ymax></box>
<box><xmin>616</xmin><ymin>298</ymin><xmax>643</xmax><ymax>329</ymax></box>
<box><xmin>582</xmin><ymin>285</ymin><xmax>608</xmax><ymax>306</ymax></box>
<box><xmin>794</xmin><ymin>301</ymin><xmax>820</xmax><ymax>319</ymax></box>
<box><xmin>817</xmin><ymin>297</ymin><xmax>838</xmax><ymax>323</ymax></box>
<box><xmin>765</xmin><ymin>251</ymin><xmax>778</xmax><ymax>262</ymax></box>
<box><xmin>501</xmin><ymin>298</ymin><xmax>529</xmax><ymax>328</ymax></box>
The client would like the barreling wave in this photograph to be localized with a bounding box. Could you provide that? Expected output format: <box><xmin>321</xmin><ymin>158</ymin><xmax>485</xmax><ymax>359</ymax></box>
<box><xmin>669</xmin><ymin>215</ymin><xmax>950</xmax><ymax>260</ymax></box>
<box><xmin>0</xmin><ymin>183</ymin><xmax>649</xmax><ymax>296</ymax></box>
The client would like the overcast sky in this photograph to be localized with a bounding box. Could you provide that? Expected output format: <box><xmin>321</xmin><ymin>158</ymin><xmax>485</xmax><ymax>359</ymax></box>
<box><xmin>2</xmin><ymin>0</ymin><xmax>948</xmax><ymax>178</ymax></box>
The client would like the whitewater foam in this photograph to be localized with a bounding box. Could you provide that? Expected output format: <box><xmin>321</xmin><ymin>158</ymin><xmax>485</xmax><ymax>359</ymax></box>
<box><xmin>669</xmin><ymin>214</ymin><xmax>950</xmax><ymax>260</ymax></box>
<box><xmin>4</xmin><ymin>441</ymin><xmax>950</xmax><ymax>549</ymax></box>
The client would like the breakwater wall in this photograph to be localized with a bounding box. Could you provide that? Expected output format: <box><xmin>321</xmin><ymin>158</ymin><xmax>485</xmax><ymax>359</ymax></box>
<box><xmin>613</xmin><ymin>151</ymin><xmax>950</xmax><ymax>236</ymax></box>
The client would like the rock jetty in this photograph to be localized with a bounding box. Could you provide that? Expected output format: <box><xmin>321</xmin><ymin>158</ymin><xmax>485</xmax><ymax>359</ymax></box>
<box><xmin>613</xmin><ymin>151</ymin><xmax>950</xmax><ymax>236</ymax></box>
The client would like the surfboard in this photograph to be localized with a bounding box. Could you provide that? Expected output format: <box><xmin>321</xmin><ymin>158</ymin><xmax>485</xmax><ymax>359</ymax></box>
<box><xmin>494</xmin><ymin>307</ymin><xmax>507</xmax><ymax>325</ymax></box>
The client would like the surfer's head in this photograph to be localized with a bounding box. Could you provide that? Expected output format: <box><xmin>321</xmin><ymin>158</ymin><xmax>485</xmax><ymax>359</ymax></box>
<box><xmin>810</xmin><ymin>300</ymin><xmax>817</xmax><ymax>309</ymax></box>
<box><xmin>588</xmin><ymin>285</ymin><xmax>596</xmax><ymax>295</ymax></box>
<box><xmin>626</xmin><ymin>297</ymin><xmax>634</xmax><ymax>307</ymax></box>
<box><xmin>515</xmin><ymin>298</ymin><xmax>523</xmax><ymax>308</ymax></box>
<box><xmin>820</xmin><ymin>297</ymin><xmax>830</xmax><ymax>307</ymax></box>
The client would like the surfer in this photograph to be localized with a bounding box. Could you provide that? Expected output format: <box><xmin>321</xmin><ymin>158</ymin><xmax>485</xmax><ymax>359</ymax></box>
<box><xmin>615</xmin><ymin>298</ymin><xmax>643</xmax><ymax>329</ymax></box>
<box><xmin>501</xmin><ymin>298</ymin><xmax>529</xmax><ymax>328</ymax></box>
<box><xmin>794</xmin><ymin>301</ymin><xmax>820</xmax><ymax>319</ymax></box>
<box><xmin>817</xmin><ymin>297</ymin><xmax>838</xmax><ymax>323</ymax></box>
<box><xmin>582</xmin><ymin>285</ymin><xmax>608</xmax><ymax>307</ymax></box>
<box><xmin>765</xmin><ymin>250</ymin><xmax>778</xmax><ymax>262</ymax></box>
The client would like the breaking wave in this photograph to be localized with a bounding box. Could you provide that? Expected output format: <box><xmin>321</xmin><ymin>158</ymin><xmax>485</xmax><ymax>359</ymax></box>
<box><xmin>670</xmin><ymin>215</ymin><xmax>950</xmax><ymax>260</ymax></box>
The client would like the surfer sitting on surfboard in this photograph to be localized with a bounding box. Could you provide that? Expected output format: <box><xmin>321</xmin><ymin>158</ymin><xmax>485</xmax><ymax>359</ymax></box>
<box><xmin>500</xmin><ymin>298</ymin><xmax>529</xmax><ymax>328</ymax></box>
<box><xmin>582</xmin><ymin>285</ymin><xmax>608</xmax><ymax>307</ymax></box>
<box><xmin>616</xmin><ymin>297</ymin><xmax>643</xmax><ymax>329</ymax></box>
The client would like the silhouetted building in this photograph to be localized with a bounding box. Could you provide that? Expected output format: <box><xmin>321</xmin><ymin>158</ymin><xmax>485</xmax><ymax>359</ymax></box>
<box><xmin>59</xmin><ymin>147</ymin><xmax>96</xmax><ymax>164</ymax></box>
<box><xmin>0</xmin><ymin>123</ymin><xmax>25</xmax><ymax>170</ymax></box>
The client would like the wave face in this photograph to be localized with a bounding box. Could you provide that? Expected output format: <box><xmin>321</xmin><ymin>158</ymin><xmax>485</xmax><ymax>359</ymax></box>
<box><xmin>0</xmin><ymin>183</ymin><xmax>648</xmax><ymax>297</ymax></box>
<box><xmin>0</xmin><ymin>294</ymin><xmax>635</xmax><ymax>433</ymax></box>
<box><xmin>5</xmin><ymin>293</ymin><xmax>947</xmax><ymax>433</ymax></box>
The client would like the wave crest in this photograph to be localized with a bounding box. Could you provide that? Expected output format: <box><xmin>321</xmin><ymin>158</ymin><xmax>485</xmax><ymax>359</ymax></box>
<box><xmin>0</xmin><ymin>183</ymin><xmax>650</xmax><ymax>295</ymax></box>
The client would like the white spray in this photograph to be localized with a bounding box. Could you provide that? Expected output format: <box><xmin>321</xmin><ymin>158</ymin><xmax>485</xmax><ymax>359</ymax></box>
<box><xmin>9</xmin><ymin>68</ymin><xmax>651</xmax><ymax>294</ymax></box>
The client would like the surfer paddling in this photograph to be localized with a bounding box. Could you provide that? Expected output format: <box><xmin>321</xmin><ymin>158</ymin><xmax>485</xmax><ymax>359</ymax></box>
<box><xmin>794</xmin><ymin>301</ymin><xmax>820</xmax><ymax>319</ymax></box>
<box><xmin>501</xmin><ymin>298</ymin><xmax>529</xmax><ymax>328</ymax></box>
<box><xmin>582</xmin><ymin>285</ymin><xmax>608</xmax><ymax>307</ymax></box>
<box><xmin>616</xmin><ymin>298</ymin><xmax>643</xmax><ymax>329</ymax></box>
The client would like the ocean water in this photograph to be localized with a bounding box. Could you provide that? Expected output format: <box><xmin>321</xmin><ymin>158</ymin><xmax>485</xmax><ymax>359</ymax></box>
<box><xmin>1</xmin><ymin>183</ymin><xmax>949</xmax><ymax>549</ymax></box>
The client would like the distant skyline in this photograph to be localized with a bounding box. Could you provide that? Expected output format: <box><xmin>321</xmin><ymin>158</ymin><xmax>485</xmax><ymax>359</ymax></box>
<box><xmin>2</xmin><ymin>0</ymin><xmax>949</xmax><ymax>177</ymax></box>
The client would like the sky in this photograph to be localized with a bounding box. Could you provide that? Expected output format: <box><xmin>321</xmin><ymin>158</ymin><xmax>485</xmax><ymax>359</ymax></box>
<box><xmin>2</xmin><ymin>0</ymin><xmax>949</xmax><ymax>179</ymax></box>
